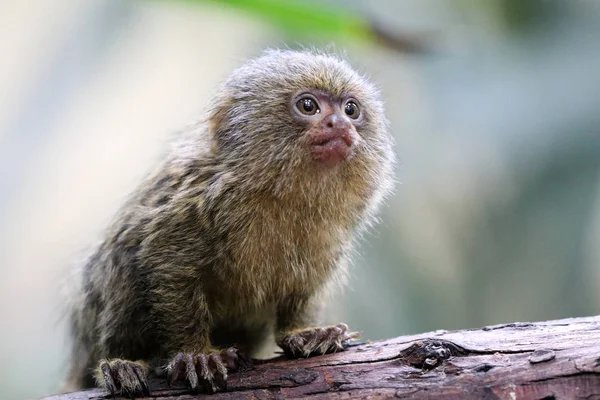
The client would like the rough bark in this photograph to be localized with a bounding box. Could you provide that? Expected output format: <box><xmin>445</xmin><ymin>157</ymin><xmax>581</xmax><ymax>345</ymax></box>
<box><xmin>44</xmin><ymin>315</ymin><xmax>600</xmax><ymax>400</ymax></box>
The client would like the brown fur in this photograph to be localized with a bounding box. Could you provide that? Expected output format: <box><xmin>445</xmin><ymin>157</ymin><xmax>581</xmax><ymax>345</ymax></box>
<box><xmin>64</xmin><ymin>49</ymin><xmax>395</xmax><ymax>392</ymax></box>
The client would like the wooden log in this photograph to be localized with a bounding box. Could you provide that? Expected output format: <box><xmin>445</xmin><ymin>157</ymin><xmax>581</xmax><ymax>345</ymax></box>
<box><xmin>43</xmin><ymin>315</ymin><xmax>600</xmax><ymax>399</ymax></box>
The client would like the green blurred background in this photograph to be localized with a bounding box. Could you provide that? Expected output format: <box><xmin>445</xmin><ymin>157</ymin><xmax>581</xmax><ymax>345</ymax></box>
<box><xmin>1</xmin><ymin>1</ymin><xmax>599</xmax><ymax>398</ymax></box>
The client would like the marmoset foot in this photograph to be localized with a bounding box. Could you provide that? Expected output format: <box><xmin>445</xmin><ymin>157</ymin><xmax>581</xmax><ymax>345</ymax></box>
<box><xmin>166</xmin><ymin>347</ymin><xmax>240</xmax><ymax>394</ymax></box>
<box><xmin>277</xmin><ymin>323</ymin><xmax>360</xmax><ymax>358</ymax></box>
<box><xmin>96</xmin><ymin>359</ymin><xmax>150</xmax><ymax>396</ymax></box>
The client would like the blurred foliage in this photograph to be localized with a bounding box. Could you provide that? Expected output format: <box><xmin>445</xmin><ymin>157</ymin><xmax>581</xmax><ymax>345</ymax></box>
<box><xmin>498</xmin><ymin>0</ymin><xmax>563</xmax><ymax>33</ymax></box>
<box><xmin>180</xmin><ymin>0</ymin><xmax>372</xmax><ymax>43</ymax></box>
<box><xmin>461</xmin><ymin>0</ymin><xmax>564</xmax><ymax>35</ymax></box>
<box><xmin>207</xmin><ymin>0</ymin><xmax>369</xmax><ymax>40</ymax></box>
<box><xmin>173</xmin><ymin>0</ymin><xmax>427</xmax><ymax>53</ymax></box>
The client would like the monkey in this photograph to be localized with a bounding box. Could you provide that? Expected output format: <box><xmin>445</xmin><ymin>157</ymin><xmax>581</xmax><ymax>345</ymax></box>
<box><xmin>63</xmin><ymin>49</ymin><xmax>395</xmax><ymax>396</ymax></box>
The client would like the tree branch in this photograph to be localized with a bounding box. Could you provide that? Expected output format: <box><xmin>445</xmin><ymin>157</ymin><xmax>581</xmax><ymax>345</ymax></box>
<box><xmin>44</xmin><ymin>315</ymin><xmax>600</xmax><ymax>399</ymax></box>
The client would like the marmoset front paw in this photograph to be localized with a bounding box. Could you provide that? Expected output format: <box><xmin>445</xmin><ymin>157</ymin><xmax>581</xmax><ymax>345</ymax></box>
<box><xmin>96</xmin><ymin>359</ymin><xmax>150</xmax><ymax>396</ymax></box>
<box><xmin>166</xmin><ymin>347</ymin><xmax>240</xmax><ymax>394</ymax></box>
<box><xmin>277</xmin><ymin>323</ymin><xmax>360</xmax><ymax>358</ymax></box>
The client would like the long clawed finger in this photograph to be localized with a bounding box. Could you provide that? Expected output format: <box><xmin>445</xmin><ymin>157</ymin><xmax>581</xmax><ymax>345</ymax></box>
<box><xmin>131</xmin><ymin>363</ymin><xmax>150</xmax><ymax>395</ymax></box>
<box><xmin>99</xmin><ymin>362</ymin><xmax>117</xmax><ymax>395</ymax></box>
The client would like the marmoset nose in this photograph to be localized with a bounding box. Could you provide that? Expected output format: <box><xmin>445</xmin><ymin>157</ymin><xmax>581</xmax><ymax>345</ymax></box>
<box><xmin>321</xmin><ymin>113</ymin><xmax>351</xmax><ymax>132</ymax></box>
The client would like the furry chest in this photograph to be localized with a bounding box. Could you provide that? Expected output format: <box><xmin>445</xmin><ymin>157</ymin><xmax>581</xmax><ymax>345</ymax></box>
<box><xmin>224</xmin><ymin>221</ymin><xmax>342</xmax><ymax>307</ymax></box>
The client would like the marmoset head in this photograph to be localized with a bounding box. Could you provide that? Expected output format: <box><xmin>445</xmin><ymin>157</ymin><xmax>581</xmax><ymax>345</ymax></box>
<box><xmin>208</xmin><ymin>49</ymin><xmax>394</xmax><ymax>204</ymax></box>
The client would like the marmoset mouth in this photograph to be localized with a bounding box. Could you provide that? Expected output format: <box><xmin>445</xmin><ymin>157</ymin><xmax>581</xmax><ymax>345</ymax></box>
<box><xmin>310</xmin><ymin>137</ymin><xmax>354</xmax><ymax>166</ymax></box>
<box><xmin>308</xmin><ymin>128</ymin><xmax>355</xmax><ymax>166</ymax></box>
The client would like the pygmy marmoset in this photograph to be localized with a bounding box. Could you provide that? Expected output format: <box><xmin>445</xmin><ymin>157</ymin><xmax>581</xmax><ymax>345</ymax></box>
<box><xmin>64</xmin><ymin>49</ymin><xmax>395</xmax><ymax>396</ymax></box>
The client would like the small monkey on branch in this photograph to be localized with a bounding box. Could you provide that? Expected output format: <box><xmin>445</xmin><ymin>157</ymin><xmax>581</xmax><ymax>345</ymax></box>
<box><xmin>64</xmin><ymin>49</ymin><xmax>395</xmax><ymax>396</ymax></box>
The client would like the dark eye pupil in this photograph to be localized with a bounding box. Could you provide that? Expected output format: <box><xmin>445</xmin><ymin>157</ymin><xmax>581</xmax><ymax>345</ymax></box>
<box><xmin>345</xmin><ymin>103</ymin><xmax>356</xmax><ymax>116</ymax></box>
<box><xmin>303</xmin><ymin>99</ymin><xmax>314</xmax><ymax>112</ymax></box>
